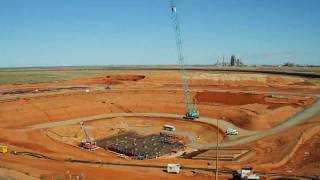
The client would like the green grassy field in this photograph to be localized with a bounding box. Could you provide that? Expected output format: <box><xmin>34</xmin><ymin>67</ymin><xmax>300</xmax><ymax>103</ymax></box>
<box><xmin>241</xmin><ymin>66</ymin><xmax>320</xmax><ymax>73</ymax></box>
<box><xmin>0</xmin><ymin>66</ymin><xmax>319</xmax><ymax>85</ymax></box>
<box><xmin>0</xmin><ymin>70</ymin><xmax>114</xmax><ymax>85</ymax></box>
<box><xmin>312</xmin><ymin>79</ymin><xmax>320</xmax><ymax>86</ymax></box>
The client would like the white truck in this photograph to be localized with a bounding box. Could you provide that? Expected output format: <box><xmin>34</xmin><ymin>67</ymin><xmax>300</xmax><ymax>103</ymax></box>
<box><xmin>232</xmin><ymin>167</ymin><xmax>260</xmax><ymax>180</ymax></box>
<box><xmin>118</xmin><ymin>154</ymin><xmax>128</xmax><ymax>159</ymax></box>
<box><xmin>163</xmin><ymin>125</ymin><xmax>176</xmax><ymax>132</ymax></box>
<box><xmin>225</xmin><ymin>128</ymin><xmax>239</xmax><ymax>135</ymax></box>
<box><xmin>167</xmin><ymin>164</ymin><xmax>181</xmax><ymax>174</ymax></box>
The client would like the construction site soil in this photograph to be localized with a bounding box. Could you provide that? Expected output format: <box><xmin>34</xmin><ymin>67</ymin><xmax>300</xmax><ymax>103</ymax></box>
<box><xmin>0</xmin><ymin>69</ymin><xmax>319</xmax><ymax>179</ymax></box>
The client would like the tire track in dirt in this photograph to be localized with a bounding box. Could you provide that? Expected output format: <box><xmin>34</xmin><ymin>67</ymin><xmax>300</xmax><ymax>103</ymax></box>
<box><xmin>218</xmin><ymin>95</ymin><xmax>320</xmax><ymax>147</ymax></box>
<box><xmin>27</xmin><ymin>95</ymin><xmax>320</xmax><ymax>149</ymax></box>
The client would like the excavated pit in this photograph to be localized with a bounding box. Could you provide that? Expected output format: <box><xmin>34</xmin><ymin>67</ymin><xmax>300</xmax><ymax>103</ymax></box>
<box><xmin>1</xmin><ymin>70</ymin><xmax>319</xmax><ymax>178</ymax></box>
<box><xmin>97</xmin><ymin>132</ymin><xmax>184</xmax><ymax>159</ymax></box>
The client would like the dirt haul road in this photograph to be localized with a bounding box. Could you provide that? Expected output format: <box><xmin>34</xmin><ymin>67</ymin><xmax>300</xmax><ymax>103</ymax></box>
<box><xmin>1</xmin><ymin>70</ymin><xmax>320</xmax><ymax>179</ymax></box>
<box><xmin>28</xmin><ymin>94</ymin><xmax>320</xmax><ymax>149</ymax></box>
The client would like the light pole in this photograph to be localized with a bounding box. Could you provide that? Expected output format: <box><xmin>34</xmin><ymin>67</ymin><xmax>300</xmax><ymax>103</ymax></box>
<box><xmin>215</xmin><ymin>118</ymin><xmax>220</xmax><ymax>180</ymax></box>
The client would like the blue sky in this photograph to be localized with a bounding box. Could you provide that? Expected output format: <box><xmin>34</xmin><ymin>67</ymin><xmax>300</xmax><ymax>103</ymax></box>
<box><xmin>0</xmin><ymin>0</ymin><xmax>319</xmax><ymax>67</ymax></box>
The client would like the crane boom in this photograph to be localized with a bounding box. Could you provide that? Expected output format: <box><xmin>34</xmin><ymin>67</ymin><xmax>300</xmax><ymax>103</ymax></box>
<box><xmin>80</xmin><ymin>122</ymin><xmax>93</xmax><ymax>144</ymax></box>
<box><xmin>79</xmin><ymin>122</ymin><xmax>99</xmax><ymax>151</ymax></box>
<box><xmin>170</xmin><ymin>0</ymin><xmax>199</xmax><ymax>119</ymax></box>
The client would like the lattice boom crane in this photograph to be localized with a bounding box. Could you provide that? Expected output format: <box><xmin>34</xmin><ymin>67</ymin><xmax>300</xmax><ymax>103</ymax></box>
<box><xmin>170</xmin><ymin>0</ymin><xmax>199</xmax><ymax>119</ymax></box>
<box><xmin>79</xmin><ymin>122</ymin><xmax>99</xmax><ymax>151</ymax></box>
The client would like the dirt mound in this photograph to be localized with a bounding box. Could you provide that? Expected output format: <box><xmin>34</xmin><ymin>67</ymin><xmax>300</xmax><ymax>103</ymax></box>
<box><xmin>68</xmin><ymin>74</ymin><xmax>146</xmax><ymax>85</ymax></box>
<box><xmin>106</xmin><ymin>75</ymin><xmax>145</xmax><ymax>81</ymax></box>
<box><xmin>95</xmin><ymin>75</ymin><xmax>145</xmax><ymax>84</ymax></box>
<box><xmin>196</xmin><ymin>91</ymin><xmax>266</xmax><ymax>105</ymax></box>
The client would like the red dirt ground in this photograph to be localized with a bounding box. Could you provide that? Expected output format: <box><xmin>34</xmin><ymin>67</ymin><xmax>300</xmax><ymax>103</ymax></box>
<box><xmin>0</xmin><ymin>70</ymin><xmax>319</xmax><ymax>179</ymax></box>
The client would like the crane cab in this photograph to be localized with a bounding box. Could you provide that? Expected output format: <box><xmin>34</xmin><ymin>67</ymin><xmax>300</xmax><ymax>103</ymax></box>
<box><xmin>184</xmin><ymin>110</ymin><xmax>200</xmax><ymax>119</ymax></box>
<box><xmin>80</xmin><ymin>140</ymin><xmax>99</xmax><ymax>151</ymax></box>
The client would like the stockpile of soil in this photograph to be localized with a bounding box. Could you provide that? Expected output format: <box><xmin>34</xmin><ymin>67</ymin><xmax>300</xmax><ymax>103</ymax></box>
<box><xmin>91</xmin><ymin>75</ymin><xmax>145</xmax><ymax>85</ymax></box>
<box><xmin>68</xmin><ymin>74</ymin><xmax>146</xmax><ymax>85</ymax></box>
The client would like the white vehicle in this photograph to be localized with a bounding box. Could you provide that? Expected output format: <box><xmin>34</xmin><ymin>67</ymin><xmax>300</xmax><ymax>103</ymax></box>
<box><xmin>241</xmin><ymin>167</ymin><xmax>260</xmax><ymax>180</ymax></box>
<box><xmin>118</xmin><ymin>154</ymin><xmax>127</xmax><ymax>159</ymax></box>
<box><xmin>246</xmin><ymin>174</ymin><xmax>260</xmax><ymax>180</ymax></box>
<box><xmin>167</xmin><ymin>164</ymin><xmax>180</xmax><ymax>174</ymax></box>
<box><xmin>163</xmin><ymin>125</ymin><xmax>176</xmax><ymax>131</ymax></box>
<box><xmin>233</xmin><ymin>167</ymin><xmax>260</xmax><ymax>180</ymax></box>
<box><xmin>225</xmin><ymin>128</ymin><xmax>238</xmax><ymax>135</ymax></box>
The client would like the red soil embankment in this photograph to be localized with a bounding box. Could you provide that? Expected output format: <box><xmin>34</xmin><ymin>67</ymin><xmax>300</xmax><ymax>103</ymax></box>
<box><xmin>196</xmin><ymin>91</ymin><xmax>265</xmax><ymax>106</ymax></box>
<box><xmin>71</xmin><ymin>74</ymin><xmax>146</xmax><ymax>85</ymax></box>
<box><xmin>196</xmin><ymin>91</ymin><xmax>315</xmax><ymax>107</ymax></box>
<box><xmin>195</xmin><ymin>91</ymin><xmax>314</xmax><ymax>130</ymax></box>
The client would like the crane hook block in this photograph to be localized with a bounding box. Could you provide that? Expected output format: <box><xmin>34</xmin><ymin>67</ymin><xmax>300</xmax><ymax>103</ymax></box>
<box><xmin>171</xmin><ymin>6</ymin><xmax>176</xmax><ymax>13</ymax></box>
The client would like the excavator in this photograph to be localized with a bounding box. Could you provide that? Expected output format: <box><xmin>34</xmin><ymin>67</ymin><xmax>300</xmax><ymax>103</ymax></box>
<box><xmin>79</xmin><ymin>122</ymin><xmax>99</xmax><ymax>151</ymax></box>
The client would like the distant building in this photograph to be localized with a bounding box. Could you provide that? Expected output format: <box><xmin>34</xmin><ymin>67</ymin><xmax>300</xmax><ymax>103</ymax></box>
<box><xmin>231</xmin><ymin>55</ymin><xmax>236</xmax><ymax>66</ymax></box>
<box><xmin>214</xmin><ymin>55</ymin><xmax>244</xmax><ymax>67</ymax></box>
<box><xmin>283</xmin><ymin>62</ymin><xmax>295</xmax><ymax>67</ymax></box>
